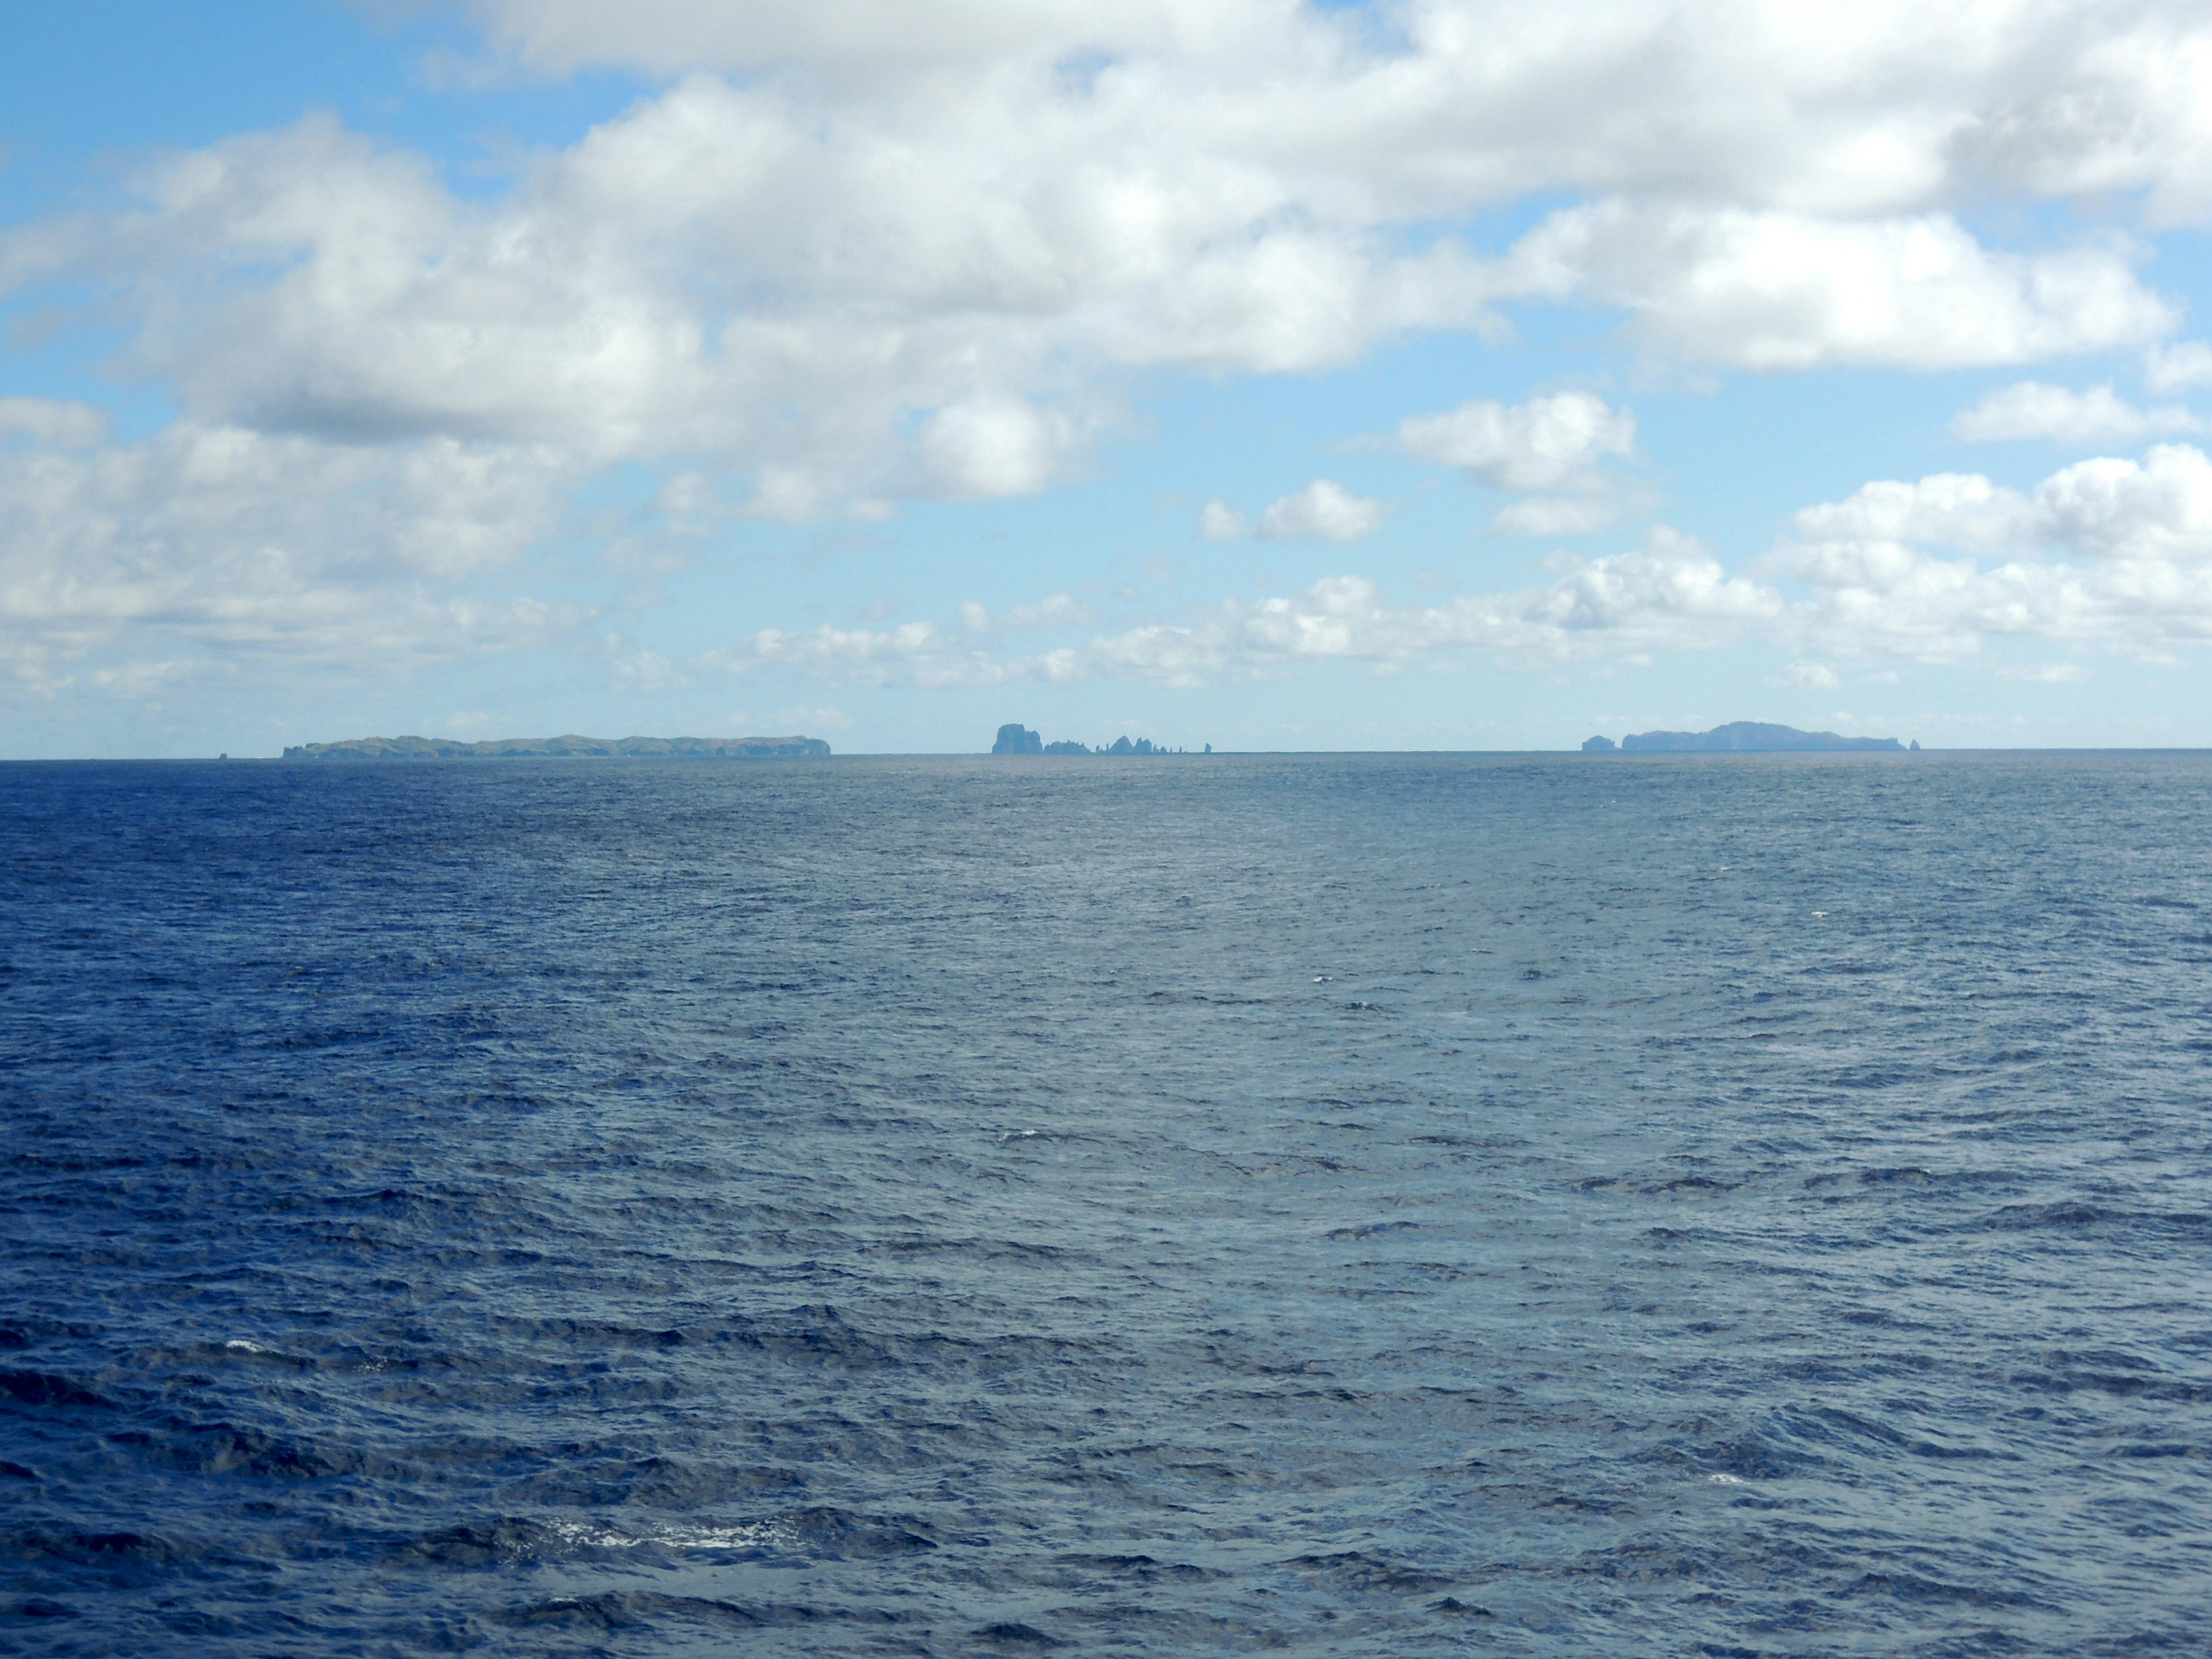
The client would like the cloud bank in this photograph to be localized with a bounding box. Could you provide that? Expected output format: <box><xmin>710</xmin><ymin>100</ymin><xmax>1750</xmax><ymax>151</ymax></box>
<box><xmin>4</xmin><ymin>0</ymin><xmax>2211</xmax><ymax>698</ymax></box>
<box><xmin>724</xmin><ymin>446</ymin><xmax>2212</xmax><ymax>688</ymax></box>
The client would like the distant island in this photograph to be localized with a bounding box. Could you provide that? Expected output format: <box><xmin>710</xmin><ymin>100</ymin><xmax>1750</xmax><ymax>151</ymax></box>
<box><xmin>991</xmin><ymin>723</ymin><xmax>1207</xmax><ymax>756</ymax></box>
<box><xmin>1582</xmin><ymin>721</ymin><xmax>1914</xmax><ymax>753</ymax></box>
<box><xmin>285</xmin><ymin>734</ymin><xmax>832</xmax><ymax>759</ymax></box>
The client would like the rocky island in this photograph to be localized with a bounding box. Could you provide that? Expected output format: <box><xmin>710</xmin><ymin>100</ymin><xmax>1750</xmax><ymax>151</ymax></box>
<box><xmin>991</xmin><ymin>723</ymin><xmax>1206</xmax><ymax>756</ymax></box>
<box><xmin>285</xmin><ymin>734</ymin><xmax>831</xmax><ymax>759</ymax></box>
<box><xmin>1582</xmin><ymin>721</ymin><xmax>1913</xmax><ymax>753</ymax></box>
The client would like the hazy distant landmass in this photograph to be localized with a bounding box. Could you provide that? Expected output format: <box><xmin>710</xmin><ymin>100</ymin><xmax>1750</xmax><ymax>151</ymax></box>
<box><xmin>285</xmin><ymin>734</ymin><xmax>832</xmax><ymax>760</ymax></box>
<box><xmin>992</xmin><ymin>723</ymin><xmax>1206</xmax><ymax>756</ymax></box>
<box><xmin>1584</xmin><ymin>721</ymin><xmax>1911</xmax><ymax>754</ymax></box>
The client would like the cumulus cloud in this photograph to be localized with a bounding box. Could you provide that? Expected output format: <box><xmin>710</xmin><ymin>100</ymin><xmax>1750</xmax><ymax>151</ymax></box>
<box><xmin>1786</xmin><ymin>469</ymin><xmax>2036</xmax><ymax>550</ymax></box>
<box><xmin>1394</xmin><ymin>391</ymin><xmax>1635</xmax><ymax>532</ymax></box>
<box><xmin>2146</xmin><ymin>340</ymin><xmax>2212</xmax><ymax>394</ymax></box>
<box><xmin>0</xmin><ymin>398</ymin><xmax>109</xmax><ymax>449</ymax></box>
<box><xmin>0</xmin><ymin>418</ymin><xmax>580</xmax><ymax>688</ymax></box>
<box><xmin>7</xmin><ymin>0</ymin><xmax>2212</xmax><ymax>695</ymax></box>
<box><xmin>8</xmin><ymin>3</ymin><xmax>2198</xmax><ymax>495</ymax></box>
<box><xmin>1771</xmin><ymin>661</ymin><xmax>1842</xmax><ymax>689</ymax></box>
<box><xmin>454</xmin><ymin>1</ymin><xmax>2212</xmax><ymax>226</ymax></box>
<box><xmin>1768</xmin><ymin>444</ymin><xmax>2212</xmax><ymax>658</ymax></box>
<box><xmin>1950</xmin><ymin>382</ymin><xmax>2200</xmax><ymax>444</ymax></box>
<box><xmin>722</xmin><ymin>446</ymin><xmax>2212</xmax><ymax>690</ymax></box>
<box><xmin>1199</xmin><ymin>501</ymin><xmax>1251</xmax><ymax>541</ymax></box>
<box><xmin>1396</xmin><ymin>392</ymin><xmax>1635</xmax><ymax>491</ymax></box>
<box><xmin>1200</xmin><ymin>480</ymin><xmax>1386</xmax><ymax>542</ymax></box>
<box><xmin>1508</xmin><ymin>201</ymin><xmax>2173</xmax><ymax>370</ymax></box>
<box><xmin>917</xmin><ymin>396</ymin><xmax>1091</xmax><ymax>500</ymax></box>
<box><xmin>723</xmin><ymin>528</ymin><xmax>1778</xmax><ymax>687</ymax></box>
<box><xmin>1260</xmin><ymin>480</ymin><xmax>1387</xmax><ymax>541</ymax></box>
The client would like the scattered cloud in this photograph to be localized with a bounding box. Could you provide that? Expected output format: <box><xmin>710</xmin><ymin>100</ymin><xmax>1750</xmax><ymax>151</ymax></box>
<box><xmin>1201</xmin><ymin>480</ymin><xmax>1386</xmax><ymax>543</ymax></box>
<box><xmin>1258</xmin><ymin>480</ymin><xmax>1386</xmax><ymax>542</ymax></box>
<box><xmin>1396</xmin><ymin>392</ymin><xmax>1635</xmax><ymax>491</ymax></box>
<box><xmin>452</xmin><ymin>1</ymin><xmax>2212</xmax><ymax>232</ymax></box>
<box><xmin>998</xmin><ymin>593</ymin><xmax>1097</xmax><ymax>630</ymax></box>
<box><xmin>2146</xmin><ymin>340</ymin><xmax>2212</xmax><ymax>394</ymax></box>
<box><xmin>1771</xmin><ymin>662</ymin><xmax>1842</xmax><ymax>690</ymax></box>
<box><xmin>767</xmin><ymin>703</ymin><xmax>853</xmax><ymax>729</ymax></box>
<box><xmin>1395</xmin><ymin>391</ymin><xmax>1635</xmax><ymax>533</ymax></box>
<box><xmin>1950</xmin><ymin>382</ymin><xmax>2200</xmax><ymax>444</ymax></box>
<box><xmin>721</xmin><ymin>528</ymin><xmax>1778</xmax><ymax>688</ymax></box>
<box><xmin>607</xmin><ymin>633</ymin><xmax>687</xmax><ymax>691</ymax></box>
<box><xmin>10</xmin><ymin>0</ymin><xmax>2212</xmax><ymax>704</ymax></box>
<box><xmin>1768</xmin><ymin>444</ymin><xmax>2212</xmax><ymax>659</ymax></box>
<box><xmin>1508</xmin><ymin>202</ymin><xmax>2172</xmax><ymax>370</ymax></box>
<box><xmin>0</xmin><ymin>417</ymin><xmax>580</xmax><ymax>688</ymax></box>
<box><xmin>7</xmin><ymin>4</ymin><xmax>2198</xmax><ymax>516</ymax></box>
<box><xmin>1199</xmin><ymin>501</ymin><xmax>1249</xmax><ymax>541</ymax></box>
<box><xmin>1491</xmin><ymin>495</ymin><xmax>1624</xmax><ymax>537</ymax></box>
<box><xmin>723</xmin><ymin>445</ymin><xmax>2212</xmax><ymax>689</ymax></box>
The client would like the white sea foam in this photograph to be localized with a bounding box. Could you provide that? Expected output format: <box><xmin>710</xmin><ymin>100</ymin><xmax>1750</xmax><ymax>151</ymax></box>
<box><xmin>548</xmin><ymin>1519</ymin><xmax>787</xmax><ymax>1552</ymax></box>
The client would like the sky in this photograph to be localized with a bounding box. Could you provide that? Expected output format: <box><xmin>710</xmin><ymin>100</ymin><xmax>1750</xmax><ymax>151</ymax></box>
<box><xmin>6</xmin><ymin>1</ymin><xmax>2212</xmax><ymax>756</ymax></box>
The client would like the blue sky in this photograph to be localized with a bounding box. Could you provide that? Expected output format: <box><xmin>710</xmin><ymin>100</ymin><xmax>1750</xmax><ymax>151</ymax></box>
<box><xmin>6</xmin><ymin>0</ymin><xmax>2212</xmax><ymax>755</ymax></box>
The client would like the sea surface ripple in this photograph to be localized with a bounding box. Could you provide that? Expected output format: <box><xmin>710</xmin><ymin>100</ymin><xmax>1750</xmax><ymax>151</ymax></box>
<box><xmin>3</xmin><ymin>753</ymin><xmax>2209</xmax><ymax>1656</ymax></box>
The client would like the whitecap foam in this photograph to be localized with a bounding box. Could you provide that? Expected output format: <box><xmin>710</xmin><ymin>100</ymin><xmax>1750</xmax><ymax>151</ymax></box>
<box><xmin>547</xmin><ymin>1519</ymin><xmax>787</xmax><ymax>1552</ymax></box>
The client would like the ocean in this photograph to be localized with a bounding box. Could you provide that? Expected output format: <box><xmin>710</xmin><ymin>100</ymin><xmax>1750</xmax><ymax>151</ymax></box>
<box><xmin>3</xmin><ymin>752</ymin><xmax>2208</xmax><ymax>1656</ymax></box>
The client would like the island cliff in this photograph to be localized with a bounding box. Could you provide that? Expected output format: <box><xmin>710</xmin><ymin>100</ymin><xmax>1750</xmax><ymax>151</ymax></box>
<box><xmin>993</xmin><ymin>723</ymin><xmax>1202</xmax><ymax>755</ymax></box>
<box><xmin>285</xmin><ymin>734</ymin><xmax>831</xmax><ymax>759</ymax></box>
<box><xmin>1580</xmin><ymin>721</ymin><xmax>1908</xmax><ymax>753</ymax></box>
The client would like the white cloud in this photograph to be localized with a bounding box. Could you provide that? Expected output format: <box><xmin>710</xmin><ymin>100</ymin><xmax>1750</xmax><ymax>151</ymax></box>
<box><xmin>1955</xmin><ymin>23</ymin><xmax>2212</xmax><ymax>226</ymax></box>
<box><xmin>1257</xmin><ymin>479</ymin><xmax>1387</xmax><ymax>542</ymax></box>
<box><xmin>1786</xmin><ymin>471</ymin><xmax>2037</xmax><ymax>550</ymax></box>
<box><xmin>6</xmin><ymin>3</ymin><xmax>2195</xmax><ymax>502</ymax></box>
<box><xmin>1200</xmin><ymin>480</ymin><xmax>1387</xmax><ymax>543</ymax></box>
<box><xmin>2146</xmin><ymin>340</ymin><xmax>2212</xmax><ymax>394</ymax></box>
<box><xmin>1950</xmin><ymin>382</ymin><xmax>2200</xmax><ymax>444</ymax></box>
<box><xmin>1396</xmin><ymin>392</ymin><xmax>1635</xmax><ymax>491</ymax></box>
<box><xmin>1769</xmin><ymin>444</ymin><xmax>2212</xmax><ymax>659</ymax></box>
<box><xmin>722</xmin><ymin>528</ymin><xmax>1778</xmax><ymax>687</ymax></box>
<box><xmin>8</xmin><ymin>0</ymin><xmax>2212</xmax><ymax>697</ymax></box>
<box><xmin>1507</xmin><ymin>201</ymin><xmax>2173</xmax><ymax>370</ymax></box>
<box><xmin>0</xmin><ymin>398</ymin><xmax>109</xmax><ymax>449</ymax></box>
<box><xmin>916</xmin><ymin>395</ymin><xmax>1089</xmax><ymax>499</ymax></box>
<box><xmin>1395</xmin><ymin>391</ymin><xmax>1634</xmax><ymax>533</ymax></box>
<box><xmin>722</xmin><ymin>619</ymin><xmax>1028</xmax><ymax>689</ymax></box>
<box><xmin>2034</xmin><ymin>444</ymin><xmax>2212</xmax><ymax>560</ymax></box>
<box><xmin>767</xmin><ymin>703</ymin><xmax>853</xmax><ymax>729</ymax></box>
<box><xmin>455</xmin><ymin>1</ymin><xmax>2212</xmax><ymax>228</ymax></box>
<box><xmin>0</xmin><ymin>418</ymin><xmax>579</xmax><ymax>687</ymax></box>
<box><xmin>1771</xmin><ymin>661</ymin><xmax>1842</xmax><ymax>689</ymax></box>
<box><xmin>722</xmin><ymin>446</ymin><xmax>2212</xmax><ymax>690</ymax></box>
<box><xmin>1491</xmin><ymin>496</ymin><xmax>1621</xmax><ymax>536</ymax></box>
<box><xmin>607</xmin><ymin>635</ymin><xmax>686</xmax><ymax>691</ymax></box>
<box><xmin>999</xmin><ymin>592</ymin><xmax>1096</xmax><ymax>630</ymax></box>
<box><xmin>1199</xmin><ymin>501</ymin><xmax>1249</xmax><ymax>540</ymax></box>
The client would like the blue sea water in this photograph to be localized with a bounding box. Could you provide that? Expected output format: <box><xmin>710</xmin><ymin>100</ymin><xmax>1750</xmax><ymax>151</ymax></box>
<box><xmin>3</xmin><ymin>752</ymin><xmax>2209</xmax><ymax>1657</ymax></box>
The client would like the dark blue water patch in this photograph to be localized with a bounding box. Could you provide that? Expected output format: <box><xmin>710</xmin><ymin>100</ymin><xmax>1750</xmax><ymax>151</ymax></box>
<box><xmin>3</xmin><ymin>752</ymin><xmax>2211</xmax><ymax>1655</ymax></box>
